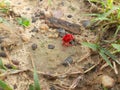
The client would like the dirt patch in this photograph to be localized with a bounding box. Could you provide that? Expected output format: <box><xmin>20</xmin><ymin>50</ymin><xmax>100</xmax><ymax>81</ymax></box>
<box><xmin>0</xmin><ymin>0</ymin><xmax>120</xmax><ymax>90</ymax></box>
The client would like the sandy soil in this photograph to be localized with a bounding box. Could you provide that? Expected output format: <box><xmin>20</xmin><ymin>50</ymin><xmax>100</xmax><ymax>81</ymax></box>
<box><xmin>0</xmin><ymin>0</ymin><xmax>120</xmax><ymax>90</ymax></box>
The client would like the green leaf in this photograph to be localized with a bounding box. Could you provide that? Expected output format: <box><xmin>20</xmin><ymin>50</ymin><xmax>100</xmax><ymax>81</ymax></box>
<box><xmin>112</xmin><ymin>44</ymin><xmax>120</xmax><ymax>51</ymax></box>
<box><xmin>17</xmin><ymin>17</ymin><xmax>30</xmax><ymax>27</ymax></box>
<box><xmin>99</xmin><ymin>49</ymin><xmax>113</xmax><ymax>68</ymax></box>
<box><xmin>0</xmin><ymin>58</ymin><xmax>7</xmax><ymax>70</ymax></box>
<box><xmin>114</xmin><ymin>25</ymin><xmax>120</xmax><ymax>38</ymax></box>
<box><xmin>82</xmin><ymin>42</ymin><xmax>98</xmax><ymax>51</ymax></box>
<box><xmin>34</xmin><ymin>67</ymin><xmax>41</xmax><ymax>90</ymax></box>
<box><xmin>101</xmin><ymin>47</ymin><xmax>120</xmax><ymax>64</ymax></box>
<box><xmin>0</xmin><ymin>80</ymin><xmax>13</xmax><ymax>90</ymax></box>
<box><xmin>28</xmin><ymin>84</ymin><xmax>35</xmax><ymax>90</ymax></box>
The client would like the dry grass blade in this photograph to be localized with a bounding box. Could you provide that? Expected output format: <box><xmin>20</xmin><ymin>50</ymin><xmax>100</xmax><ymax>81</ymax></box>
<box><xmin>113</xmin><ymin>61</ymin><xmax>118</xmax><ymax>74</ymax></box>
<box><xmin>69</xmin><ymin>75</ymin><xmax>83</xmax><ymax>90</ymax></box>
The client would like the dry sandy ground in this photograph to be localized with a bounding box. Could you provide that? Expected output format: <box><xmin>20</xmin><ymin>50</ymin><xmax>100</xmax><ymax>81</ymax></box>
<box><xmin>0</xmin><ymin>0</ymin><xmax>120</xmax><ymax>90</ymax></box>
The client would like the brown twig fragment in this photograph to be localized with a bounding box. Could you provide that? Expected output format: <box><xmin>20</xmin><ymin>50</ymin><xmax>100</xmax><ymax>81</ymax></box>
<box><xmin>113</xmin><ymin>61</ymin><xmax>118</xmax><ymax>75</ymax></box>
<box><xmin>69</xmin><ymin>75</ymin><xmax>83</xmax><ymax>90</ymax></box>
<box><xmin>40</xmin><ymin>12</ymin><xmax>82</xmax><ymax>34</ymax></box>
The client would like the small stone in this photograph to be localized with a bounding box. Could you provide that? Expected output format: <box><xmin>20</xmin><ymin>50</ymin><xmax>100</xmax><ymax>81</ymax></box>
<box><xmin>48</xmin><ymin>33</ymin><xmax>59</xmax><ymax>38</ymax></box>
<box><xmin>40</xmin><ymin>24</ymin><xmax>49</xmax><ymax>31</ymax></box>
<box><xmin>21</xmin><ymin>34</ymin><xmax>30</xmax><ymax>42</ymax></box>
<box><xmin>50</xmin><ymin>85</ymin><xmax>56</xmax><ymax>90</ymax></box>
<box><xmin>81</xmin><ymin>20</ymin><xmax>91</xmax><ymax>28</ymax></box>
<box><xmin>62</xmin><ymin>56</ymin><xmax>73</xmax><ymax>66</ymax></box>
<box><xmin>12</xmin><ymin>60</ymin><xmax>19</xmax><ymax>65</ymax></box>
<box><xmin>32</xmin><ymin>16</ymin><xmax>37</xmax><ymax>23</ymax></box>
<box><xmin>26</xmin><ymin>7</ymin><xmax>30</xmax><ymax>11</ymax></box>
<box><xmin>67</xmin><ymin>15</ymin><xmax>72</xmax><ymax>18</ymax></box>
<box><xmin>101</xmin><ymin>75</ymin><xmax>115</xmax><ymax>88</ymax></box>
<box><xmin>0</xmin><ymin>52</ymin><xmax>7</xmax><ymax>57</ymax></box>
<box><xmin>48</xmin><ymin>44</ymin><xmax>55</xmax><ymax>49</ymax></box>
<box><xmin>57</xmin><ymin>28</ymin><xmax>66</xmax><ymax>37</ymax></box>
<box><xmin>5</xmin><ymin>64</ymin><xmax>13</xmax><ymax>69</ymax></box>
<box><xmin>32</xmin><ymin>43</ymin><xmax>37</xmax><ymax>50</ymax></box>
<box><xmin>14</xmin><ymin>84</ymin><xmax>17</xmax><ymax>89</ymax></box>
<box><xmin>69</xmin><ymin>39</ymin><xmax>76</xmax><ymax>45</ymax></box>
<box><xmin>31</xmin><ymin>27</ymin><xmax>38</xmax><ymax>32</ymax></box>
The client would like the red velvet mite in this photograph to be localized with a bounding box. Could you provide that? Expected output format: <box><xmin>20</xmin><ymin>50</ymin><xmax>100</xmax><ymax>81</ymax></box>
<box><xmin>62</xmin><ymin>34</ymin><xmax>74</xmax><ymax>46</ymax></box>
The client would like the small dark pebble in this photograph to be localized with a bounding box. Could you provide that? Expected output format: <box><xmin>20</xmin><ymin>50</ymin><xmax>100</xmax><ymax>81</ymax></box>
<box><xmin>32</xmin><ymin>43</ymin><xmax>37</xmax><ymax>50</ymax></box>
<box><xmin>48</xmin><ymin>44</ymin><xmax>55</xmax><ymax>49</ymax></box>
<box><xmin>5</xmin><ymin>64</ymin><xmax>13</xmax><ymax>69</ymax></box>
<box><xmin>67</xmin><ymin>15</ymin><xmax>72</xmax><ymax>18</ymax></box>
<box><xmin>17</xmin><ymin>2</ymin><xmax>21</xmax><ymax>5</ymax></box>
<box><xmin>0</xmin><ymin>46</ymin><xmax>4</xmax><ymax>51</ymax></box>
<box><xmin>14</xmin><ymin>84</ymin><xmax>17</xmax><ymax>89</ymax></box>
<box><xmin>12</xmin><ymin>60</ymin><xmax>19</xmax><ymax>65</ymax></box>
<box><xmin>57</xmin><ymin>28</ymin><xmax>66</xmax><ymax>37</ymax></box>
<box><xmin>0</xmin><ymin>52</ymin><xmax>7</xmax><ymax>57</ymax></box>
<box><xmin>31</xmin><ymin>27</ymin><xmax>38</xmax><ymax>32</ymax></box>
<box><xmin>32</xmin><ymin>16</ymin><xmax>38</xmax><ymax>23</ymax></box>
<box><xmin>35</xmin><ymin>11</ymin><xmax>42</xmax><ymax>17</ymax></box>
<box><xmin>62</xmin><ymin>56</ymin><xmax>73</xmax><ymax>66</ymax></box>
<box><xmin>50</xmin><ymin>85</ymin><xmax>56</xmax><ymax>90</ymax></box>
<box><xmin>26</xmin><ymin>7</ymin><xmax>30</xmax><ymax>11</ymax></box>
<box><xmin>81</xmin><ymin>20</ymin><xmax>91</xmax><ymax>28</ymax></box>
<box><xmin>69</xmin><ymin>39</ymin><xmax>76</xmax><ymax>45</ymax></box>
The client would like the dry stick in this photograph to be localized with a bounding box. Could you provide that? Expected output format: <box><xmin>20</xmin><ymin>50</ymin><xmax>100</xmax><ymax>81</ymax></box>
<box><xmin>69</xmin><ymin>75</ymin><xmax>83</xmax><ymax>90</ymax></box>
<box><xmin>77</xmin><ymin>52</ymin><xmax>91</xmax><ymax>63</ymax></box>
<box><xmin>100</xmin><ymin>63</ymin><xmax>108</xmax><ymax>71</ymax></box>
<box><xmin>53</xmin><ymin>83</ymin><xmax>69</xmax><ymax>90</ymax></box>
<box><xmin>84</xmin><ymin>59</ymin><xmax>102</xmax><ymax>74</ymax></box>
<box><xmin>113</xmin><ymin>61</ymin><xmax>118</xmax><ymax>75</ymax></box>
<box><xmin>0</xmin><ymin>69</ymin><xmax>29</xmax><ymax>78</ymax></box>
<box><xmin>84</xmin><ymin>64</ymin><xmax>97</xmax><ymax>74</ymax></box>
<box><xmin>4</xmin><ymin>47</ymin><xmax>15</xmax><ymax>66</ymax></box>
<box><xmin>29</xmin><ymin>54</ymin><xmax>35</xmax><ymax>69</ymax></box>
<box><xmin>40</xmin><ymin>13</ymin><xmax>82</xmax><ymax>34</ymax></box>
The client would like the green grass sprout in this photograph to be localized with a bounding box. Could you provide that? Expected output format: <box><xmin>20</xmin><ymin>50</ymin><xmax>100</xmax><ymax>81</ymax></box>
<box><xmin>17</xmin><ymin>17</ymin><xmax>30</xmax><ymax>27</ymax></box>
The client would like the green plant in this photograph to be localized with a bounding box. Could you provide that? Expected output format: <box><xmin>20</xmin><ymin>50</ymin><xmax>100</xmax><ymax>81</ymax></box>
<box><xmin>17</xmin><ymin>17</ymin><xmax>30</xmax><ymax>27</ymax></box>
<box><xmin>0</xmin><ymin>80</ymin><xmax>13</xmax><ymax>90</ymax></box>
<box><xmin>28</xmin><ymin>67</ymin><xmax>41</xmax><ymax>90</ymax></box>
<box><xmin>89</xmin><ymin>0</ymin><xmax>120</xmax><ymax>39</ymax></box>
<box><xmin>112</xmin><ymin>43</ymin><xmax>120</xmax><ymax>54</ymax></box>
<box><xmin>82</xmin><ymin>42</ymin><xmax>120</xmax><ymax>68</ymax></box>
<box><xmin>0</xmin><ymin>0</ymin><xmax>10</xmax><ymax>13</ymax></box>
<box><xmin>0</xmin><ymin>58</ymin><xmax>7</xmax><ymax>70</ymax></box>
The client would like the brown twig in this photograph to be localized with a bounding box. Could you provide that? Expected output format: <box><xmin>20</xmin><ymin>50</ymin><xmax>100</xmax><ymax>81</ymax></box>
<box><xmin>40</xmin><ymin>12</ymin><xmax>82</xmax><ymax>34</ymax></box>
<box><xmin>113</xmin><ymin>61</ymin><xmax>118</xmax><ymax>75</ymax></box>
<box><xmin>100</xmin><ymin>63</ymin><xmax>108</xmax><ymax>71</ymax></box>
<box><xmin>69</xmin><ymin>75</ymin><xmax>83</xmax><ymax>90</ymax></box>
<box><xmin>77</xmin><ymin>52</ymin><xmax>91</xmax><ymax>63</ymax></box>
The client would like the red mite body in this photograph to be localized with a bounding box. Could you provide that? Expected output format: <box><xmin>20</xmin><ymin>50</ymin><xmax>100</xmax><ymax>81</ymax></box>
<box><xmin>62</xmin><ymin>34</ymin><xmax>74</xmax><ymax>46</ymax></box>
